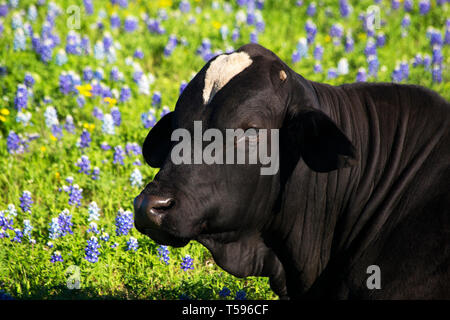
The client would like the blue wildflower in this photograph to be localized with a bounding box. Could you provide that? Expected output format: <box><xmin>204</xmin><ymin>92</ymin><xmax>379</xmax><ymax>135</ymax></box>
<box><xmin>50</xmin><ymin>251</ymin><xmax>63</xmax><ymax>263</ymax></box>
<box><xmin>20</xmin><ymin>191</ymin><xmax>33</xmax><ymax>214</ymax></box>
<box><xmin>115</xmin><ymin>209</ymin><xmax>133</xmax><ymax>236</ymax></box>
<box><xmin>219</xmin><ymin>287</ymin><xmax>231</xmax><ymax>298</ymax></box>
<box><xmin>157</xmin><ymin>245</ymin><xmax>170</xmax><ymax>265</ymax></box>
<box><xmin>181</xmin><ymin>254</ymin><xmax>194</xmax><ymax>271</ymax></box>
<box><xmin>113</xmin><ymin>145</ymin><xmax>125</xmax><ymax>165</ymax></box>
<box><xmin>130</xmin><ymin>168</ymin><xmax>143</xmax><ymax>187</ymax></box>
<box><xmin>85</xmin><ymin>236</ymin><xmax>101</xmax><ymax>263</ymax></box>
<box><xmin>126</xmin><ymin>237</ymin><xmax>139</xmax><ymax>251</ymax></box>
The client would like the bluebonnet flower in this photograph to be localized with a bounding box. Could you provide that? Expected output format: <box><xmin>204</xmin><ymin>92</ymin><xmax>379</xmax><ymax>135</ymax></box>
<box><xmin>356</xmin><ymin>68</ymin><xmax>367</xmax><ymax>82</ymax></box>
<box><xmin>76</xmin><ymin>155</ymin><xmax>91</xmax><ymax>174</ymax></box>
<box><xmin>367</xmin><ymin>55</ymin><xmax>379</xmax><ymax>77</ymax></box>
<box><xmin>100</xmin><ymin>232</ymin><xmax>110</xmax><ymax>242</ymax></box>
<box><xmin>0</xmin><ymin>3</ymin><xmax>8</xmax><ymax>17</ymax></box>
<box><xmin>110</xmin><ymin>14</ymin><xmax>121</xmax><ymax>29</ymax></box>
<box><xmin>413</xmin><ymin>53</ymin><xmax>423</xmax><ymax>67</ymax></box>
<box><xmin>64</xmin><ymin>115</ymin><xmax>75</xmax><ymax>133</ymax></box>
<box><xmin>39</xmin><ymin>39</ymin><xmax>53</xmax><ymax>63</ymax></box>
<box><xmin>164</xmin><ymin>34</ymin><xmax>178</xmax><ymax>56</ymax></box>
<box><xmin>339</xmin><ymin>0</ymin><xmax>351</xmax><ymax>18</ymax></box>
<box><xmin>24</xmin><ymin>73</ymin><xmax>35</xmax><ymax>88</ymax></box>
<box><xmin>330</xmin><ymin>23</ymin><xmax>344</xmax><ymax>40</ymax></box>
<box><xmin>313</xmin><ymin>63</ymin><xmax>322</xmax><ymax>73</ymax></box>
<box><xmin>110</xmin><ymin>242</ymin><xmax>119</xmax><ymax>249</ymax></box>
<box><xmin>235</xmin><ymin>290</ymin><xmax>247</xmax><ymax>300</ymax></box>
<box><xmin>181</xmin><ymin>254</ymin><xmax>194</xmax><ymax>271</ymax></box>
<box><xmin>400</xmin><ymin>60</ymin><xmax>409</xmax><ymax>80</ymax></box>
<box><xmin>68</xmin><ymin>184</ymin><xmax>83</xmax><ymax>207</ymax></box>
<box><xmin>423</xmin><ymin>54</ymin><xmax>431</xmax><ymax>69</ymax></box>
<box><xmin>102</xmin><ymin>114</ymin><xmax>115</xmax><ymax>135</ymax></box>
<box><xmin>83</xmin><ymin>67</ymin><xmax>93</xmax><ymax>81</ymax></box>
<box><xmin>313</xmin><ymin>44</ymin><xmax>324</xmax><ymax>60</ymax></box>
<box><xmin>14</xmin><ymin>84</ymin><xmax>28</xmax><ymax>111</ymax></box>
<box><xmin>113</xmin><ymin>146</ymin><xmax>125</xmax><ymax>165</ymax></box>
<box><xmin>11</xmin><ymin>228</ymin><xmax>23</xmax><ymax>243</ymax></box>
<box><xmin>432</xmin><ymin>65</ymin><xmax>442</xmax><ymax>83</ymax></box>
<box><xmin>160</xmin><ymin>106</ymin><xmax>170</xmax><ymax>118</ymax></box>
<box><xmin>87</xmin><ymin>222</ymin><xmax>100</xmax><ymax>234</ymax></box>
<box><xmin>125</xmin><ymin>142</ymin><xmax>141</xmax><ymax>156</ymax></box>
<box><xmin>130</xmin><ymin>168</ymin><xmax>143</xmax><ymax>187</ymax></box>
<box><xmin>0</xmin><ymin>210</ymin><xmax>14</xmax><ymax>233</ymax></box>
<box><xmin>16</xmin><ymin>111</ymin><xmax>32</xmax><ymax>126</ymax></box>
<box><xmin>20</xmin><ymin>191</ymin><xmax>33</xmax><ymax>214</ymax></box>
<box><xmin>147</xmin><ymin>18</ymin><xmax>165</xmax><ymax>34</ymax></box>
<box><xmin>157</xmin><ymin>245</ymin><xmax>170</xmax><ymax>264</ymax></box>
<box><xmin>152</xmin><ymin>91</ymin><xmax>161</xmax><ymax>107</ymax></box>
<box><xmin>120</xmin><ymin>85</ymin><xmax>131</xmax><ymax>102</ymax></box>
<box><xmin>337</xmin><ymin>58</ymin><xmax>349</xmax><ymax>75</ymax></box>
<box><xmin>219</xmin><ymin>287</ymin><xmax>231</xmax><ymax>298</ymax></box>
<box><xmin>376</xmin><ymin>33</ymin><xmax>386</xmax><ymax>47</ymax></box>
<box><xmin>22</xmin><ymin>219</ymin><xmax>32</xmax><ymax>239</ymax></box>
<box><xmin>250</xmin><ymin>31</ymin><xmax>258</xmax><ymax>43</ymax></box>
<box><xmin>88</xmin><ymin>201</ymin><xmax>100</xmax><ymax>222</ymax></box>
<box><xmin>179</xmin><ymin>0</ymin><xmax>190</xmax><ymax>12</ymax></box>
<box><xmin>305</xmin><ymin>20</ymin><xmax>317</xmax><ymax>44</ymax></box>
<box><xmin>50</xmin><ymin>251</ymin><xmax>63</xmax><ymax>263</ymax></box>
<box><xmin>65</xmin><ymin>31</ymin><xmax>81</xmax><ymax>55</ymax></box>
<box><xmin>232</xmin><ymin>28</ymin><xmax>240</xmax><ymax>42</ymax></box>
<box><xmin>391</xmin><ymin>64</ymin><xmax>403</xmax><ymax>82</ymax></box>
<box><xmin>100</xmin><ymin>142</ymin><xmax>111</xmax><ymax>150</ymax></box>
<box><xmin>141</xmin><ymin>110</ymin><xmax>156</xmax><ymax>128</ymax></box>
<box><xmin>327</xmin><ymin>68</ymin><xmax>338</xmax><ymax>79</ymax></box>
<box><xmin>91</xmin><ymin>167</ymin><xmax>100</xmax><ymax>180</ymax></box>
<box><xmin>48</xmin><ymin>217</ymin><xmax>62</xmax><ymax>239</ymax></box>
<box><xmin>115</xmin><ymin>208</ymin><xmax>133</xmax><ymax>236</ymax></box>
<box><xmin>432</xmin><ymin>46</ymin><xmax>443</xmax><ymax>65</ymax></box>
<box><xmin>345</xmin><ymin>33</ymin><xmax>354</xmax><ymax>52</ymax></box>
<box><xmin>84</xmin><ymin>0</ymin><xmax>93</xmax><ymax>15</ymax></box>
<box><xmin>51</xmin><ymin>124</ymin><xmax>63</xmax><ymax>140</ymax></box>
<box><xmin>404</xmin><ymin>0</ymin><xmax>413</xmax><ymax>11</ymax></box>
<box><xmin>7</xmin><ymin>204</ymin><xmax>17</xmax><ymax>217</ymax></box>
<box><xmin>13</xmin><ymin>28</ymin><xmax>26</xmax><ymax>51</ymax></box>
<box><xmin>44</xmin><ymin>107</ymin><xmax>59</xmax><ymax>129</ymax></box>
<box><xmin>292</xmin><ymin>37</ymin><xmax>308</xmax><ymax>63</ymax></box>
<box><xmin>58</xmin><ymin>209</ymin><xmax>73</xmax><ymax>236</ymax></box>
<box><xmin>401</xmin><ymin>15</ymin><xmax>411</xmax><ymax>37</ymax></box>
<box><xmin>134</xmin><ymin>49</ymin><xmax>144</xmax><ymax>59</ymax></box>
<box><xmin>11</xmin><ymin>12</ymin><xmax>23</xmax><ymax>30</ymax></box>
<box><xmin>126</xmin><ymin>237</ymin><xmax>139</xmax><ymax>251</ymax></box>
<box><xmin>124</xmin><ymin>16</ymin><xmax>138</xmax><ymax>32</ymax></box>
<box><xmin>110</xmin><ymin>67</ymin><xmax>121</xmax><ymax>82</ymax></box>
<box><xmin>419</xmin><ymin>0</ymin><xmax>430</xmax><ymax>15</ymax></box>
<box><xmin>78</xmin><ymin>129</ymin><xmax>91</xmax><ymax>149</ymax></box>
<box><xmin>391</xmin><ymin>0</ymin><xmax>400</xmax><ymax>10</ymax></box>
<box><xmin>94</xmin><ymin>41</ymin><xmax>105</xmax><ymax>60</ymax></box>
<box><xmin>93</xmin><ymin>106</ymin><xmax>104</xmax><ymax>120</ymax></box>
<box><xmin>85</xmin><ymin>236</ymin><xmax>101</xmax><ymax>263</ymax></box>
<box><xmin>6</xmin><ymin>131</ymin><xmax>26</xmax><ymax>154</ymax></box>
<box><xmin>111</xmin><ymin>107</ymin><xmax>121</xmax><ymax>126</ymax></box>
<box><xmin>306</xmin><ymin>2</ymin><xmax>316</xmax><ymax>16</ymax></box>
<box><xmin>364</xmin><ymin>38</ymin><xmax>377</xmax><ymax>56</ymax></box>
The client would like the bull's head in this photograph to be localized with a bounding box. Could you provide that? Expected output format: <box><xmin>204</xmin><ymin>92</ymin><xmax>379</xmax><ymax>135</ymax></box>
<box><xmin>134</xmin><ymin>44</ymin><xmax>356</xmax><ymax>298</ymax></box>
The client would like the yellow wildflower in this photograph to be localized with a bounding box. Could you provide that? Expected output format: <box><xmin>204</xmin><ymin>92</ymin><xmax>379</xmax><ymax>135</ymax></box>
<box><xmin>0</xmin><ymin>115</ymin><xmax>6</xmax><ymax>122</ymax></box>
<box><xmin>212</xmin><ymin>21</ymin><xmax>221</xmax><ymax>30</ymax></box>
<box><xmin>158</xmin><ymin>0</ymin><xmax>172</xmax><ymax>8</ymax></box>
<box><xmin>41</xmin><ymin>146</ymin><xmax>47</xmax><ymax>152</ymax></box>
<box><xmin>358</xmin><ymin>33</ymin><xmax>367</xmax><ymax>40</ymax></box>
<box><xmin>76</xmin><ymin>84</ymin><xmax>93</xmax><ymax>97</ymax></box>
<box><xmin>50</xmin><ymin>135</ymin><xmax>58</xmax><ymax>141</ymax></box>
<box><xmin>104</xmin><ymin>97</ymin><xmax>117</xmax><ymax>105</ymax></box>
<box><xmin>0</xmin><ymin>108</ymin><xmax>10</xmax><ymax>116</ymax></box>
<box><xmin>325</xmin><ymin>35</ymin><xmax>331</xmax><ymax>43</ymax></box>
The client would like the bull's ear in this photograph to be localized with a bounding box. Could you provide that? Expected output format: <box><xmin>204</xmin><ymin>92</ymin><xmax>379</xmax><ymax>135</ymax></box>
<box><xmin>284</xmin><ymin>110</ymin><xmax>357</xmax><ymax>173</ymax></box>
<box><xmin>142</xmin><ymin>112</ymin><xmax>173</xmax><ymax>168</ymax></box>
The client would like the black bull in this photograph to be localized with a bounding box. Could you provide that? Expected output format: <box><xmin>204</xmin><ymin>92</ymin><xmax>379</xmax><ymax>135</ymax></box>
<box><xmin>133</xmin><ymin>44</ymin><xmax>450</xmax><ymax>299</ymax></box>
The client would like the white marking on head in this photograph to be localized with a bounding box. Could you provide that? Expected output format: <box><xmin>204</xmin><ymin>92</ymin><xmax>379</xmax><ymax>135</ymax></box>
<box><xmin>203</xmin><ymin>52</ymin><xmax>253</xmax><ymax>105</ymax></box>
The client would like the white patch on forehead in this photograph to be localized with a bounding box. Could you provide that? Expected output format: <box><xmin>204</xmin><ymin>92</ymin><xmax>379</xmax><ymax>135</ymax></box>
<box><xmin>202</xmin><ymin>52</ymin><xmax>253</xmax><ymax>105</ymax></box>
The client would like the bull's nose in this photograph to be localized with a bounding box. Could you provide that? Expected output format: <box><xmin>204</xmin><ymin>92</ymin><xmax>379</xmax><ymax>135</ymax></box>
<box><xmin>134</xmin><ymin>194</ymin><xmax>175</xmax><ymax>228</ymax></box>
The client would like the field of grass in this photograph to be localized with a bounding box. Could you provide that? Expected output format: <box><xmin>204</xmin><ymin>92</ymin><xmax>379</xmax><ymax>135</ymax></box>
<box><xmin>0</xmin><ymin>0</ymin><xmax>448</xmax><ymax>300</ymax></box>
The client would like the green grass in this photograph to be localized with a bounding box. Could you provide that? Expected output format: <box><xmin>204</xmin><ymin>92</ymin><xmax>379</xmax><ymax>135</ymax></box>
<box><xmin>0</xmin><ymin>0</ymin><xmax>448</xmax><ymax>300</ymax></box>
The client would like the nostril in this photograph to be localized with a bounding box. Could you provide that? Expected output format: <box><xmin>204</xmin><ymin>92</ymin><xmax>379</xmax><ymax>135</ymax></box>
<box><xmin>148</xmin><ymin>196</ymin><xmax>175</xmax><ymax>214</ymax></box>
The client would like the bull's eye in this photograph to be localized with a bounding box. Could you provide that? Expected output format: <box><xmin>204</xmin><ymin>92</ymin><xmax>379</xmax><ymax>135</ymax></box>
<box><xmin>236</xmin><ymin>128</ymin><xmax>260</xmax><ymax>145</ymax></box>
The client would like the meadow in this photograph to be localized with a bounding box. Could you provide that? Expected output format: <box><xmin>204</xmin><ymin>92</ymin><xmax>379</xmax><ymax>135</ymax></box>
<box><xmin>0</xmin><ymin>0</ymin><xmax>448</xmax><ymax>300</ymax></box>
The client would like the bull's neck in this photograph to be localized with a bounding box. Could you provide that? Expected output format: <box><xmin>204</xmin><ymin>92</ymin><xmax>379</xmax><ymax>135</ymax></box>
<box><xmin>267</xmin><ymin>81</ymin><xmax>368</xmax><ymax>295</ymax></box>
